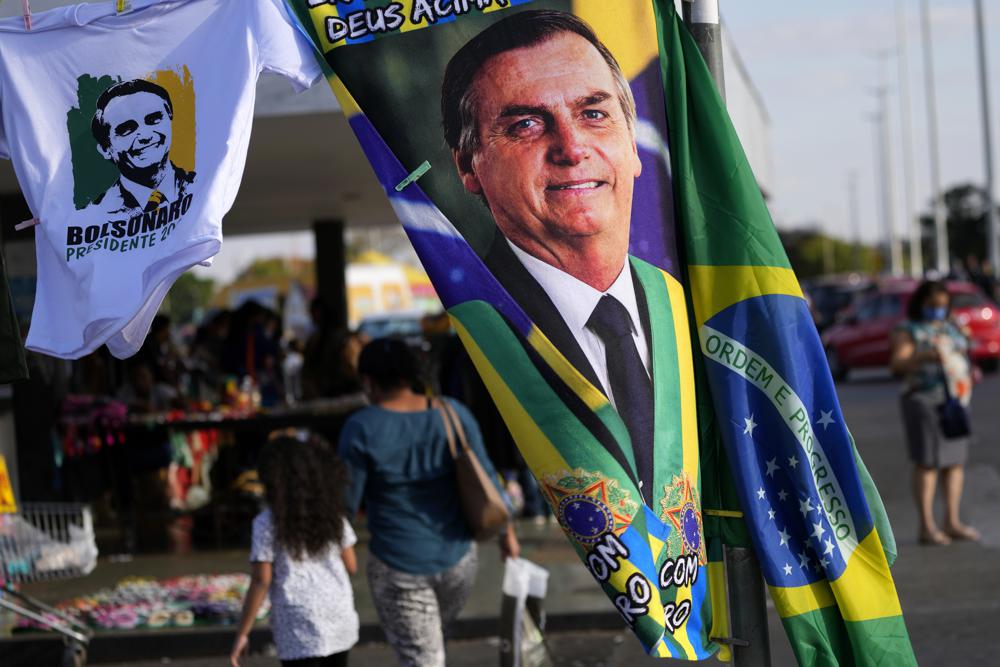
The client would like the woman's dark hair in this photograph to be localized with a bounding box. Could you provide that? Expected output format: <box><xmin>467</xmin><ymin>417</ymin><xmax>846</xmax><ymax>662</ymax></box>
<box><xmin>906</xmin><ymin>280</ymin><xmax>950</xmax><ymax>322</ymax></box>
<box><xmin>257</xmin><ymin>431</ymin><xmax>347</xmax><ymax>559</ymax></box>
<box><xmin>357</xmin><ymin>337</ymin><xmax>420</xmax><ymax>392</ymax></box>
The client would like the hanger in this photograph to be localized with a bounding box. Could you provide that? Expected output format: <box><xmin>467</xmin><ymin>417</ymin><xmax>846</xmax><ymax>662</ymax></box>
<box><xmin>16</xmin><ymin>0</ymin><xmax>134</xmax><ymax>33</ymax></box>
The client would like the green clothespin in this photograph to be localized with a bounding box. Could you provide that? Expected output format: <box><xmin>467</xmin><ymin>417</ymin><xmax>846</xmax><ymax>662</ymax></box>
<box><xmin>395</xmin><ymin>161</ymin><xmax>431</xmax><ymax>192</ymax></box>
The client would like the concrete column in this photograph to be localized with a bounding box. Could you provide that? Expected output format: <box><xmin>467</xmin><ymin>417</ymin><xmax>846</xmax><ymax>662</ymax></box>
<box><xmin>0</xmin><ymin>411</ymin><xmax>18</xmax><ymax>501</ymax></box>
<box><xmin>313</xmin><ymin>220</ymin><xmax>348</xmax><ymax>331</ymax></box>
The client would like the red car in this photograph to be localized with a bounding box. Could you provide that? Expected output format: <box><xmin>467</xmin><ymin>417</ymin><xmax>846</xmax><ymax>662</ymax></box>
<box><xmin>821</xmin><ymin>279</ymin><xmax>1000</xmax><ymax>380</ymax></box>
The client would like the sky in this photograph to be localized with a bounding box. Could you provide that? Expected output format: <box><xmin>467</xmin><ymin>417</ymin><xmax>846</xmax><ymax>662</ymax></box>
<box><xmin>204</xmin><ymin>0</ymin><xmax>1000</xmax><ymax>281</ymax></box>
<box><xmin>7</xmin><ymin>1</ymin><xmax>991</xmax><ymax>281</ymax></box>
<box><xmin>722</xmin><ymin>0</ymin><xmax>1000</xmax><ymax>245</ymax></box>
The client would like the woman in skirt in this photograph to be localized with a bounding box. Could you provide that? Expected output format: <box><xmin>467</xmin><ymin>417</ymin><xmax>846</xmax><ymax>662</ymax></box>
<box><xmin>891</xmin><ymin>280</ymin><xmax>980</xmax><ymax>545</ymax></box>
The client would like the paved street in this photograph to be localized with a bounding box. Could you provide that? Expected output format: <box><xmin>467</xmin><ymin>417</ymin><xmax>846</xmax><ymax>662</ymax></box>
<box><xmin>821</xmin><ymin>370</ymin><xmax>1000</xmax><ymax>666</ymax></box>
<box><xmin>9</xmin><ymin>371</ymin><xmax>1000</xmax><ymax>665</ymax></box>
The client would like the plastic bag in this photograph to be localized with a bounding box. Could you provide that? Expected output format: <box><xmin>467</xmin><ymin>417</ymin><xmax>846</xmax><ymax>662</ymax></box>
<box><xmin>499</xmin><ymin>558</ymin><xmax>552</xmax><ymax>667</ymax></box>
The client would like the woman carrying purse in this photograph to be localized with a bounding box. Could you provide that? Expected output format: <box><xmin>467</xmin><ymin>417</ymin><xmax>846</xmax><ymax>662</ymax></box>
<box><xmin>338</xmin><ymin>338</ymin><xmax>520</xmax><ymax>667</ymax></box>
<box><xmin>890</xmin><ymin>280</ymin><xmax>981</xmax><ymax>545</ymax></box>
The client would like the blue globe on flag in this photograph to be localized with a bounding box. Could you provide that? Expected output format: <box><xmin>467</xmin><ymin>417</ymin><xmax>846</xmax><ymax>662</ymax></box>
<box><xmin>683</xmin><ymin>507</ymin><xmax>701</xmax><ymax>553</ymax></box>
<box><xmin>558</xmin><ymin>493</ymin><xmax>614</xmax><ymax>544</ymax></box>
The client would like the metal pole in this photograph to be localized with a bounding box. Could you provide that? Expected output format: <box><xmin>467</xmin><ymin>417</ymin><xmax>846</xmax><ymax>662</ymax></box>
<box><xmin>870</xmin><ymin>114</ymin><xmax>890</xmax><ymax>274</ymax></box>
<box><xmin>849</xmin><ymin>171</ymin><xmax>864</xmax><ymax>271</ymax></box>
<box><xmin>920</xmin><ymin>0</ymin><xmax>950</xmax><ymax>274</ymax></box>
<box><xmin>682</xmin><ymin>0</ymin><xmax>726</xmax><ymax>101</ymax></box>
<box><xmin>896</xmin><ymin>0</ymin><xmax>924</xmax><ymax>277</ymax></box>
<box><xmin>723</xmin><ymin>545</ymin><xmax>771</xmax><ymax>666</ymax></box>
<box><xmin>873</xmin><ymin>55</ymin><xmax>903</xmax><ymax>276</ymax></box>
<box><xmin>974</xmin><ymin>0</ymin><xmax>1000</xmax><ymax>275</ymax></box>
<box><xmin>684</xmin><ymin>3</ymin><xmax>770</xmax><ymax>665</ymax></box>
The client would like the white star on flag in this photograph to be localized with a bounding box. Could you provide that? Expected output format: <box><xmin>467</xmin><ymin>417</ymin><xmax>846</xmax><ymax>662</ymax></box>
<box><xmin>820</xmin><ymin>556</ymin><xmax>831</xmax><ymax>569</ymax></box>
<box><xmin>783</xmin><ymin>563</ymin><xmax>793</xmax><ymax>576</ymax></box>
<box><xmin>765</xmin><ymin>458</ymin><xmax>780</xmax><ymax>477</ymax></box>
<box><xmin>778</xmin><ymin>528</ymin><xmax>791</xmax><ymax>547</ymax></box>
<box><xmin>788</xmin><ymin>455</ymin><xmax>799</xmax><ymax>469</ymax></box>
<box><xmin>823</xmin><ymin>537</ymin><xmax>835</xmax><ymax>556</ymax></box>
<box><xmin>817</xmin><ymin>410</ymin><xmax>835</xmax><ymax>429</ymax></box>
<box><xmin>757</xmin><ymin>487</ymin><xmax>766</xmax><ymax>500</ymax></box>
<box><xmin>799</xmin><ymin>496</ymin><xmax>814</xmax><ymax>517</ymax></box>
<box><xmin>777</xmin><ymin>489</ymin><xmax>789</xmax><ymax>502</ymax></box>
<box><xmin>812</xmin><ymin>521</ymin><xmax>826</xmax><ymax>540</ymax></box>
<box><xmin>767</xmin><ymin>508</ymin><xmax>776</xmax><ymax>521</ymax></box>
<box><xmin>744</xmin><ymin>415</ymin><xmax>758</xmax><ymax>436</ymax></box>
<box><xmin>797</xmin><ymin>551</ymin><xmax>811</xmax><ymax>569</ymax></box>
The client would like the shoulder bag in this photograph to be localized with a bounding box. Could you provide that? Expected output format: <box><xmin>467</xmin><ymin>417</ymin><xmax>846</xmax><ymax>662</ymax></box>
<box><xmin>937</xmin><ymin>372</ymin><xmax>972</xmax><ymax>439</ymax></box>
<box><xmin>436</xmin><ymin>398</ymin><xmax>510</xmax><ymax>540</ymax></box>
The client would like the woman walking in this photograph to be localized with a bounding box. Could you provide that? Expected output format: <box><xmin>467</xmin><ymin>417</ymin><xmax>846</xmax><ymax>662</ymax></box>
<box><xmin>231</xmin><ymin>431</ymin><xmax>359</xmax><ymax>666</ymax></box>
<box><xmin>338</xmin><ymin>338</ymin><xmax>519</xmax><ymax>667</ymax></box>
<box><xmin>891</xmin><ymin>280</ymin><xmax>981</xmax><ymax>545</ymax></box>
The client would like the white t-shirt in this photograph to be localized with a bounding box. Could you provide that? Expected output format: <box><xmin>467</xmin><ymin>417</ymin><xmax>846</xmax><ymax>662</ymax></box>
<box><xmin>251</xmin><ymin>510</ymin><xmax>360</xmax><ymax>661</ymax></box>
<box><xmin>0</xmin><ymin>0</ymin><xmax>323</xmax><ymax>359</ymax></box>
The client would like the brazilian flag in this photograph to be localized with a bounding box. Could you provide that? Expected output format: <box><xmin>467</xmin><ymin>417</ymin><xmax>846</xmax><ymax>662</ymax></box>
<box><xmin>652</xmin><ymin>1</ymin><xmax>917</xmax><ymax>664</ymax></box>
<box><xmin>284</xmin><ymin>0</ymin><xmax>916</xmax><ymax>661</ymax></box>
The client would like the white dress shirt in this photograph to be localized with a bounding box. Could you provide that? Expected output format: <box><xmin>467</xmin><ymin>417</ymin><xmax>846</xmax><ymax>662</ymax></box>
<box><xmin>506</xmin><ymin>239</ymin><xmax>651</xmax><ymax>412</ymax></box>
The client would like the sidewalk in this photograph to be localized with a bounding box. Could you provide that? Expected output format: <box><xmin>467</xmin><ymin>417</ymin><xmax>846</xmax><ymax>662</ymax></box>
<box><xmin>5</xmin><ymin>518</ymin><xmax>637</xmax><ymax>665</ymax></box>
<box><xmin>5</xmin><ymin>376</ymin><xmax>1000</xmax><ymax>665</ymax></box>
<box><xmin>11</xmin><ymin>510</ymin><xmax>999</xmax><ymax>665</ymax></box>
<box><xmin>15</xmin><ymin>518</ymin><xmax>611</xmax><ymax>626</ymax></box>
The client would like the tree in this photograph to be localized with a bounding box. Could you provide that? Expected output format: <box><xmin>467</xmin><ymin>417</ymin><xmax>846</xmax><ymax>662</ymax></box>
<box><xmin>166</xmin><ymin>272</ymin><xmax>215</xmax><ymax>325</ymax></box>
<box><xmin>211</xmin><ymin>257</ymin><xmax>316</xmax><ymax>309</ymax></box>
<box><xmin>920</xmin><ymin>183</ymin><xmax>999</xmax><ymax>269</ymax></box>
<box><xmin>778</xmin><ymin>228</ymin><xmax>880</xmax><ymax>278</ymax></box>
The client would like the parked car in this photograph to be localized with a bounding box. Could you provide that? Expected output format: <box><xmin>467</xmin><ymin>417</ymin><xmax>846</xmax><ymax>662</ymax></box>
<box><xmin>803</xmin><ymin>274</ymin><xmax>875</xmax><ymax>332</ymax></box>
<box><xmin>821</xmin><ymin>279</ymin><xmax>1000</xmax><ymax>380</ymax></box>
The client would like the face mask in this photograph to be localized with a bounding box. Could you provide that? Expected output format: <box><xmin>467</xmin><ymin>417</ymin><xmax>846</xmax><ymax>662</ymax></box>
<box><xmin>923</xmin><ymin>306</ymin><xmax>947</xmax><ymax>322</ymax></box>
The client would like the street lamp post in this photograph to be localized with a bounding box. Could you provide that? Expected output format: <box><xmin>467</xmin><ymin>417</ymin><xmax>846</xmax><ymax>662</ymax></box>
<box><xmin>920</xmin><ymin>0</ymin><xmax>950</xmax><ymax>274</ymax></box>
<box><xmin>849</xmin><ymin>171</ymin><xmax>864</xmax><ymax>272</ymax></box>
<box><xmin>871</xmin><ymin>53</ymin><xmax>903</xmax><ymax>276</ymax></box>
<box><xmin>973</xmin><ymin>0</ymin><xmax>999</xmax><ymax>276</ymax></box>
<box><xmin>870</xmin><ymin>113</ymin><xmax>892</xmax><ymax>274</ymax></box>
<box><xmin>682</xmin><ymin>0</ymin><xmax>726</xmax><ymax>101</ymax></box>
<box><xmin>896</xmin><ymin>0</ymin><xmax>923</xmax><ymax>277</ymax></box>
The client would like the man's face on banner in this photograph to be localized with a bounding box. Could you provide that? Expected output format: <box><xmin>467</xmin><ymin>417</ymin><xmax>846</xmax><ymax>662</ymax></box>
<box><xmin>460</xmin><ymin>32</ymin><xmax>642</xmax><ymax>251</ymax></box>
<box><xmin>98</xmin><ymin>91</ymin><xmax>172</xmax><ymax>177</ymax></box>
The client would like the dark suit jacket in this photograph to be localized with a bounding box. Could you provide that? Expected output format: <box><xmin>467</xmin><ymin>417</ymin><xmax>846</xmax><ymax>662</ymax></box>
<box><xmin>482</xmin><ymin>231</ymin><xmax>653</xmax><ymax>399</ymax></box>
<box><xmin>89</xmin><ymin>163</ymin><xmax>196</xmax><ymax>216</ymax></box>
<box><xmin>482</xmin><ymin>232</ymin><xmax>657</xmax><ymax>493</ymax></box>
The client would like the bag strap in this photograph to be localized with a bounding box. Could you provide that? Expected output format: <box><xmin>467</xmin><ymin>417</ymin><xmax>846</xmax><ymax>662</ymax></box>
<box><xmin>434</xmin><ymin>398</ymin><xmax>459</xmax><ymax>460</ymax></box>
<box><xmin>441</xmin><ymin>400</ymin><xmax>472</xmax><ymax>454</ymax></box>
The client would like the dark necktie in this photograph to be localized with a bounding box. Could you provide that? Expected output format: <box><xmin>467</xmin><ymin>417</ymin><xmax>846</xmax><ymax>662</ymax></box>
<box><xmin>587</xmin><ymin>294</ymin><xmax>654</xmax><ymax>501</ymax></box>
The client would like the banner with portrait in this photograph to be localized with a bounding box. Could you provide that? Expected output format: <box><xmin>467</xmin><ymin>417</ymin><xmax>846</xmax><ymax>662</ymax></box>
<box><xmin>286</xmin><ymin>0</ymin><xmax>715</xmax><ymax>658</ymax></box>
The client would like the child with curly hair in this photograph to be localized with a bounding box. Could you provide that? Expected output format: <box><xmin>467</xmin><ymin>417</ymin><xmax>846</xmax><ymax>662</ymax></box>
<box><xmin>231</xmin><ymin>430</ymin><xmax>358</xmax><ymax>667</ymax></box>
